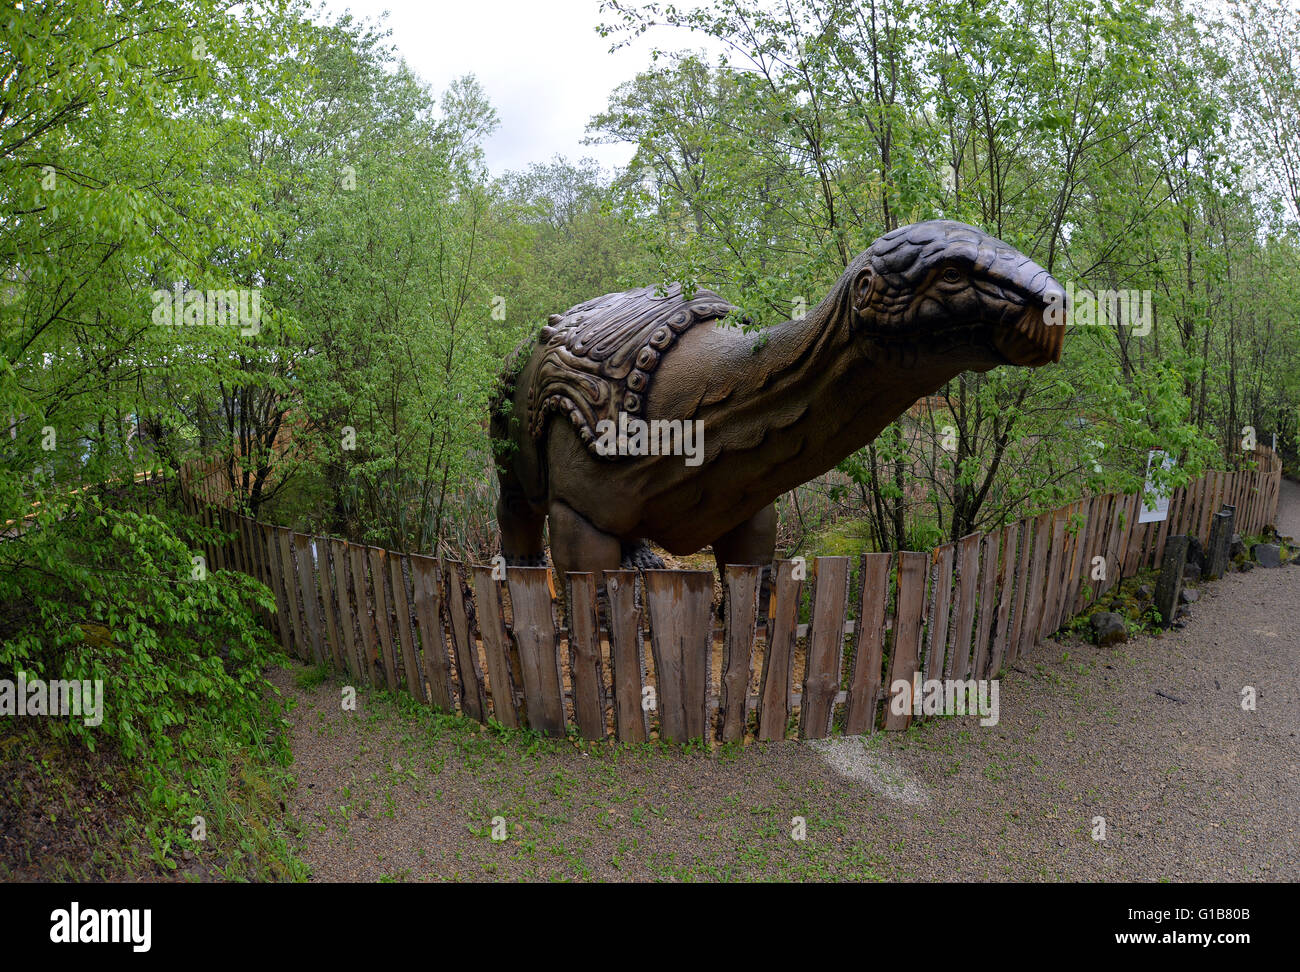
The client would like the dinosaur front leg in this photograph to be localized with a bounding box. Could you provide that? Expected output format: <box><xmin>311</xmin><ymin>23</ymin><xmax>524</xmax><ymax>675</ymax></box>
<box><xmin>547</xmin><ymin>499</ymin><xmax>623</xmax><ymax>583</ymax></box>
<box><xmin>711</xmin><ymin>503</ymin><xmax>777</xmax><ymax>620</ymax></box>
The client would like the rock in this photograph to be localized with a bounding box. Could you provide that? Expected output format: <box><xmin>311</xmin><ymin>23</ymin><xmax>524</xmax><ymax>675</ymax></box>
<box><xmin>1185</xmin><ymin>535</ymin><xmax>1206</xmax><ymax>571</ymax></box>
<box><xmin>1176</xmin><ymin>606</ymin><xmax>1190</xmax><ymax>619</ymax></box>
<box><xmin>1229</xmin><ymin>534</ymin><xmax>1246</xmax><ymax>560</ymax></box>
<box><xmin>1136</xmin><ymin>583</ymin><xmax>1154</xmax><ymax>601</ymax></box>
<box><xmin>1179</xmin><ymin>587</ymin><xmax>1199</xmax><ymax>604</ymax></box>
<box><xmin>1239</xmin><ymin>560</ymin><xmax>1255</xmax><ymax>572</ymax></box>
<box><xmin>1252</xmin><ymin>543</ymin><xmax>1282</xmax><ymax>568</ymax></box>
<box><xmin>1090</xmin><ymin>611</ymin><xmax>1129</xmax><ymax>646</ymax></box>
<box><xmin>1183</xmin><ymin>563</ymin><xmax>1201</xmax><ymax>583</ymax></box>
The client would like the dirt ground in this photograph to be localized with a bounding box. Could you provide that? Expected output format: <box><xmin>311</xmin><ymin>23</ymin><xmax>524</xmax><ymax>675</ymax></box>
<box><xmin>275</xmin><ymin>479</ymin><xmax>1300</xmax><ymax>881</ymax></box>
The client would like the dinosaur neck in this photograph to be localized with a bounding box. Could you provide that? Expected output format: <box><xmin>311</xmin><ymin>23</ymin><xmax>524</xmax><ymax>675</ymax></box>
<box><xmin>712</xmin><ymin>281</ymin><xmax>942</xmax><ymax>504</ymax></box>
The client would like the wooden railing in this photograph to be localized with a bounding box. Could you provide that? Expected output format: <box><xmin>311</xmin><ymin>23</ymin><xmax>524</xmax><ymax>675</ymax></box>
<box><xmin>179</xmin><ymin>447</ymin><xmax>1282</xmax><ymax>742</ymax></box>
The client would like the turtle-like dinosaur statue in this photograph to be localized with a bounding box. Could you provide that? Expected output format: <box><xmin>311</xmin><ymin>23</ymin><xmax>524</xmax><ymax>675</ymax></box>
<box><xmin>491</xmin><ymin>220</ymin><xmax>1065</xmax><ymax>585</ymax></box>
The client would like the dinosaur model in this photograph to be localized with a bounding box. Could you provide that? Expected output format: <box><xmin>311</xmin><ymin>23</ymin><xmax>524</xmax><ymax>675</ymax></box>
<box><xmin>491</xmin><ymin>220</ymin><xmax>1064</xmax><ymax>584</ymax></box>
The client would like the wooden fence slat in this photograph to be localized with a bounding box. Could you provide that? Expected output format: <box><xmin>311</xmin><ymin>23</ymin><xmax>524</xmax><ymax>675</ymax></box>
<box><xmin>349</xmin><ymin>543</ymin><xmax>380</xmax><ymax>686</ymax></box>
<box><xmin>1018</xmin><ymin>512</ymin><xmax>1052</xmax><ymax>659</ymax></box>
<box><xmin>1055</xmin><ymin>502</ymin><xmax>1085</xmax><ymax>633</ymax></box>
<box><xmin>220</xmin><ymin>508</ymin><xmax>235</xmax><ymax>573</ymax></box>
<box><xmin>1038</xmin><ymin>508</ymin><xmax>1068</xmax><ymax>642</ymax></box>
<box><xmin>720</xmin><ymin>564</ymin><xmax>762</xmax><ymax>742</ymax></box>
<box><xmin>366</xmin><ymin>546</ymin><xmax>399</xmax><ymax>691</ymax></box>
<box><xmin>317</xmin><ymin>536</ymin><xmax>346</xmax><ymax>673</ymax></box>
<box><xmin>444</xmin><ymin>560</ymin><xmax>487</xmax><ymax>721</ymax></box>
<box><xmin>1007</xmin><ymin>516</ymin><xmax>1035</xmax><ymax>664</ymax></box>
<box><xmin>987</xmin><ymin>523</ymin><xmax>1020</xmax><ymax>678</ymax></box>
<box><xmin>277</xmin><ymin>528</ymin><xmax>306</xmax><ymax>660</ymax></box>
<box><xmin>198</xmin><ymin>505</ymin><xmax>215</xmax><ymax>575</ymax></box>
<box><xmin>389</xmin><ymin>554</ymin><xmax>425</xmax><ymax>702</ymax></box>
<box><xmin>328</xmin><ymin>539</ymin><xmax>360</xmax><ymax>680</ymax></box>
<box><xmin>603</xmin><ymin>569</ymin><xmax>647</xmax><ymax>742</ymax></box>
<box><xmin>233</xmin><ymin>514</ymin><xmax>250</xmax><ymax>578</ymax></box>
<box><xmin>1179</xmin><ymin>475</ymin><xmax>1198</xmax><ymax>538</ymax></box>
<box><xmin>208</xmin><ymin>506</ymin><xmax>225</xmax><ymax>573</ymax></box>
<box><xmin>757</xmin><ymin>560</ymin><xmax>803</xmax><ymax>741</ymax></box>
<box><xmin>293</xmin><ymin>534</ymin><xmax>327</xmax><ymax>665</ymax></box>
<box><xmin>1121</xmin><ymin>495</ymin><xmax>1145</xmax><ymax>578</ymax></box>
<box><xmin>230</xmin><ymin>510</ymin><xmax>249</xmax><ymax>576</ymax></box>
<box><xmin>1187</xmin><ymin>475</ymin><xmax>1204</xmax><ymax>539</ymax></box>
<box><xmin>971</xmin><ymin>531</ymin><xmax>1001</xmax><ymax>679</ymax></box>
<box><xmin>1195</xmin><ymin>474</ymin><xmax>1212</xmax><ymax>545</ymax></box>
<box><xmin>408</xmin><ymin>555</ymin><xmax>453</xmax><ymax>710</ymax></box>
<box><xmin>250</xmin><ymin>517</ymin><xmax>269</xmax><ymax>587</ymax></box>
<box><xmin>1072</xmin><ymin>498</ymin><xmax>1103</xmax><ymax>613</ymax></box>
<box><xmin>799</xmin><ymin>556</ymin><xmax>850</xmax><ymax>739</ymax></box>
<box><xmin>473</xmin><ymin>565</ymin><xmax>521</xmax><ymax>727</ymax></box>
<box><xmin>843</xmin><ymin>553</ymin><xmax>891</xmax><ymax>736</ymax></box>
<box><xmin>1097</xmin><ymin>496</ymin><xmax>1122</xmax><ymax>596</ymax></box>
<box><xmin>564</xmin><ymin>573</ymin><xmax>607</xmax><ymax>740</ymax></box>
<box><xmin>947</xmin><ymin>533</ymin><xmax>982</xmax><ymax>680</ymax></box>
<box><xmin>1153</xmin><ymin>487</ymin><xmax>1176</xmax><ymax>568</ymax></box>
<box><xmin>262</xmin><ymin>523</ymin><xmax>293</xmax><ymax>653</ymax></box>
<box><xmin>923</xmin><ymin>544</ymin><xmax>956</xmax><ymax>683</ymax></box>
<box><xmin>645</xmin><ymin>569</ymin><xmax>714</xmax><ymax>744</ymax></box>
<box><xmin>507</xmin><ymin>566</ymin><xmax>566</xmax><ymax>735</ymax></box>
<box><xmin>883</xmin><ymin>551</ymin><xmax>928</xmax><ymax>731</ymax></box>
<box><xmin>1210</xmin><ymin>470</ymin><xmax>1226</xmax><ymax>540</ymax></box>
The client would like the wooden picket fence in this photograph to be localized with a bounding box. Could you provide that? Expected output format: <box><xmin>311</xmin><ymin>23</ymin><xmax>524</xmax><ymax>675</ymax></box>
<box><xmin>179</xmin><ymin>447</ymin><xmax>1282</xmax><ymax>742</ymax></box>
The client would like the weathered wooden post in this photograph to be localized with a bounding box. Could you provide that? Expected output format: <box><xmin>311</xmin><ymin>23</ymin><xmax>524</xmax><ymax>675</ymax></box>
<box><xmin>1204</xmin><ymin>505</ymin><xmax>1235</xmax><ymax>580</ymax></box>
<box><xmin>1155</xmin><ymin>535</ymin><xmax>1189</xmax><ymax>626</ymax></box>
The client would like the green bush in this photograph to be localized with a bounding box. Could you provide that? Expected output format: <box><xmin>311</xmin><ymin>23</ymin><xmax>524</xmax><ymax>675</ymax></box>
<box><xmin>0</xmin><ymin>493</ymin><xmax>291</xmax><ymax>870</ymax></box>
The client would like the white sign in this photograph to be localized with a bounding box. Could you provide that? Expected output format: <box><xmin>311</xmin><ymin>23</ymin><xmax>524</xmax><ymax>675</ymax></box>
<box><xmin>1139</xmin><ymin>449</ymin><xmax>1175</xmax><ymax>523</ymax></box>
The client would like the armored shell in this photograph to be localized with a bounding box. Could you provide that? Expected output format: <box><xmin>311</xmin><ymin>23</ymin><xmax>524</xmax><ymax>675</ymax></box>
<box><xmin>525</xmin><ymin>284</ymin><xmax>734</xmax><ymax>456</ymax></box>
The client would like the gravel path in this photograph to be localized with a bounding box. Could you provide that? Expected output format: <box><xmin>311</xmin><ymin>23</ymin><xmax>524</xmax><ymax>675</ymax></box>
<box><xmin>276</xmin><ymin>482</ymin><xmax>1300</xmax><ymax>881</ymax></box>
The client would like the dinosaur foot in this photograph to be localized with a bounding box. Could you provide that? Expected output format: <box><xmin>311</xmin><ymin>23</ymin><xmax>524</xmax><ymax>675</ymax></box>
<box><xmin>619</xmin><ymin>539</ymin><xmax>665</xmax><ymax>571</ymax></box>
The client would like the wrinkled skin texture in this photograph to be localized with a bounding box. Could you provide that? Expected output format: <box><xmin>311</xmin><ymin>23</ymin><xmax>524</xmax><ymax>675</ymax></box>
<box><xmin>492</xmin><ymin>220</ymin><xmax>1065</xmax><ymax>584</ymax></box>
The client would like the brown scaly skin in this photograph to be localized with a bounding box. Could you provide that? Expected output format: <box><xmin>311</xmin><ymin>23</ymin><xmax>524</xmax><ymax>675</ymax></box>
<box><xmin>493</xmin><ymin>220</ymin><xmax>1065</xmax><ymax>584</ymax></box>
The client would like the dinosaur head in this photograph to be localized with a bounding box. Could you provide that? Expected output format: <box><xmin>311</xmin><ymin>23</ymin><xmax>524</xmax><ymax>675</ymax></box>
<box><xmin>847</xmin><ymin>220</ymin><xmax>1064</xmax><ymax>373</ymax></box>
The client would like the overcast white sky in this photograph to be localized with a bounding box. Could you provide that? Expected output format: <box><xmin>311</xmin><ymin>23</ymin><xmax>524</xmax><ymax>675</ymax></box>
<box><xmin>315</xmin><ymin>0</ymin><xmax>723</xmax><ymax>177</ymax></box>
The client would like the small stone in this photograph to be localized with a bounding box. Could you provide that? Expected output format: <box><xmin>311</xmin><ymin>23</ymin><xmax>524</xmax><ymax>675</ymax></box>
<box><xmin>1090</xmin><ymin>611</ymin><xmax>1128</xmax><ymax>646</ymax></box>
<box><xmin>1179</xmin><ymin>587</ymin><xmax>1199</xmax><ymax>604</ymax></box>
<box><xmin>1229</xmin><ymin>535</ymin><xmax>1247</xmax><ymax>560</ymax></box>
<box><xmin>1252</xmin><ymin>543</ymin><xmax>1282</xmax><ymax>568</ymax></box>
<box><xmin>1136</xmin><ymin>584</ymin><xmax>1154</xmax><ymax>601</ymax></box>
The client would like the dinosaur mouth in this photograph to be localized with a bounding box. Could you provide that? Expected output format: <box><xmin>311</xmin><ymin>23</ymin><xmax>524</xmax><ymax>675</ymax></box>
<box><xmin>992</xmin><ymin>303</ymin><xmax>1063</xmax><ymax>367</ymax></box>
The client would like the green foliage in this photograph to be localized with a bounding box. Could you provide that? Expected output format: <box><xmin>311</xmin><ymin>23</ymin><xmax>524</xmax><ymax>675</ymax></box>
<box><xmin>0</xmin><ymin>494</ymin><xmax>290</xmax><ymax>870</ymax></box>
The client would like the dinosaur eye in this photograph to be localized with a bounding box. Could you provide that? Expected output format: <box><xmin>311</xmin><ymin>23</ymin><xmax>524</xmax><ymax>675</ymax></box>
<box><xmin>942</xmin><ymin>266</ymin><xmax>962</xmax><ymax>283</ymax></box>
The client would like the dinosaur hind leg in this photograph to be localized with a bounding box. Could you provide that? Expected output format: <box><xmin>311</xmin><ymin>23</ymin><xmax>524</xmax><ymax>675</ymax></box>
<box><xmin>711</xmin><ymin>503</ymin><xmax>777</xmax><ymax>620</ymax></box>
<box><xmin>547</xmin><ymin>500</ymin><xmax>622</xmax><ymax>582</ymax></box>
<box><xmin>497</xmin><ymin>475</ymin><xmax>547</xmax><ymax>568</ymax></box>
